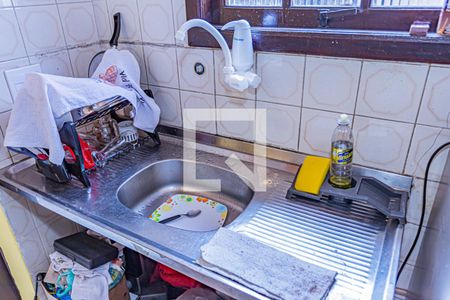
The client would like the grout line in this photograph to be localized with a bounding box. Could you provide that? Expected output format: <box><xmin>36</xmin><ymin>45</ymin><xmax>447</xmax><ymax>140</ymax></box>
<box><xmin>351</xmin><ymin>60</ymin><xmax>364</xmax><ymax>131</ymax></box>
<box><xmin>402</xmin><ymin>66</ymin><xmax>432</xmax><ymax>174</ymax></box>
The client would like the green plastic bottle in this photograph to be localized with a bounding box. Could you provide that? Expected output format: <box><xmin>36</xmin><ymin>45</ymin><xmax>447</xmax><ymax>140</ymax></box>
<box><xmin>330</xmin><ymin>114</ymin><xmax>353</xmax><ymax>189</ymax></box>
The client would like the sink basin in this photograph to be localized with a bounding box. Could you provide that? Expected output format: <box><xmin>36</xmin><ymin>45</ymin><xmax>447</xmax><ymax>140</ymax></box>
<box><xmin>117</xmin><ymin>159</ymin><xmax>254</xmax><ymax>226</ymax></box>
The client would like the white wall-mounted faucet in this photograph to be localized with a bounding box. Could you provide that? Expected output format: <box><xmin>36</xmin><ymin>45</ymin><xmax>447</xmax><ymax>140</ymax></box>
<box><xmin>176</xmin><ymin>19</ymin><xmax>260</xmax><ymax>92</ymax></box>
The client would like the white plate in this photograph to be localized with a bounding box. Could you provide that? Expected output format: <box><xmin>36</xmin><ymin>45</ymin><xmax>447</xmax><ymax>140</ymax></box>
<box><xmin>150</xmin><ymin>194</ymin><xmax>228</xmax><ymax>232</ymax></box>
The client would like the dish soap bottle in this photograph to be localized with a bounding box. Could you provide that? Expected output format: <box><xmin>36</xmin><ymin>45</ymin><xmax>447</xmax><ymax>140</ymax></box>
<box><xmin>330</xmin><ymin>114</ymin><xmax>353</xmax><ymax>189</ymax></box>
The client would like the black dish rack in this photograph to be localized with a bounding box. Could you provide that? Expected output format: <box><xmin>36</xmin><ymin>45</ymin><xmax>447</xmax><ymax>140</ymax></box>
<box><xmin>9</xmin><ymin>90</ymin><xmax>161</xmax><ymax>188</ymax></box>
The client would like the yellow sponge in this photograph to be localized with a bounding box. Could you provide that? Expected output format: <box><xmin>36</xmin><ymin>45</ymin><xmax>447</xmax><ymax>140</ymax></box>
<box><xmin>295</xmin><ymin>156</ymin><xmax>330</xmax><ymax>195</ymax></box>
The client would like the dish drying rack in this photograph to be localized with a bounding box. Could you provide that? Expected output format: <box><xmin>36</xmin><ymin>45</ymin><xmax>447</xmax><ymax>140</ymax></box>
<box><xmin>286</xmin><ymin>165</ymin><xmax>408</xmax><ymax>224</ymax></box>
<box><xmin>10</xmin><ymin>90</ymin><xmax>161</xmax><ymax>188</ymax></box>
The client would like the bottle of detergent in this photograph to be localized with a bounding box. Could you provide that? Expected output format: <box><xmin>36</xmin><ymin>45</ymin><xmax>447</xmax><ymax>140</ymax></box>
<box><xmin>330</xmin><ymin>114</ymin><xmax>353</xmax><ymax>189</ymax></box>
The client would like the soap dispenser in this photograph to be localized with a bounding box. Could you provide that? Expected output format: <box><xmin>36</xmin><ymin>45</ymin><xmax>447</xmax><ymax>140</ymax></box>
<box><xmin>222</xmin><ymin>20</ymin><xmax>254</xmax><ymax>72</ymax></box>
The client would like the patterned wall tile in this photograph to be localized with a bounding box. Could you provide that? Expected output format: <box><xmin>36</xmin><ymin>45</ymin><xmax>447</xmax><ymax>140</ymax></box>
<box><xmin>0</xmin><ymin>8</ymin><xmax>27</xmax><ymax>62</ymax></box>
<box><xmin>15</xmin><ymin>5</ymin><xmax>66</xmax><ymax>55</ymax></box>
<box><xmin>417</xmin><ymin>66</ymin><xmax>450</xmax><ymax>128</ymax></box>
<box><xmin>256</xmin><ymin>101</ymin><xmax>300</xmax><ymax>150</ymax></box>
<box><xmin>144</xmin><ymin>45</ymin><xmax>178</xmax><ymax>89</ymax></box>
<box><xmin>303</xmin><ymin>56</ymin><xmax>361</xmax><ymax>114</ymax></box>
<box><xmin>138</xmin><ymin>0</ymin><xmax>175</xmax><ymax>45</ymax></box>
<box><xmin>356</xmin><ymin>61</ymin><xmax>428</xmax><ymax>123</ymax></box>
<box><xmin>92</xmin><ymin>0</ymin><xmax>111</xmax><ymax>41</ymax></box>
<box><xmin>405</xmin><ymin>125</ymin><xmax>450</xmax><ymax>181</ymax></box>
<box><xmin>256</xmin><ymin>52</ymin><xmax>304</xmax><ymax>107</ymax></box>
<box><xmin>353</xmin><ymin>116</ymin><xmax>414</xmax><ymax>173</ymax></box>
<box><xmin>58</xmin><ymin>2</ymin><xmax>98</xmax><ymax>47</ymax></box>
<box><xmin>180</xmin><ymin>90</ymin><xmax>216</xmax><ymax>134</ymax></box>
<box><xmin>216</xmin><ymin>95</ymin><xmax>255</xmax><ymax>142</ymax></box>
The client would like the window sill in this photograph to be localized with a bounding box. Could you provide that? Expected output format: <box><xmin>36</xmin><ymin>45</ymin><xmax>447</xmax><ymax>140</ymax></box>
<box><xmin>188</xmin><ymin>26</ymin><xmax>450</xmax><ymax>64</ymax></box>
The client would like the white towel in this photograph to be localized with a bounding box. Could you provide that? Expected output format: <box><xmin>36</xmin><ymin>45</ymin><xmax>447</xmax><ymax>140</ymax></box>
<box><xmin>4</xmin><ymin>48</ymin><xmax>160</xmax><ymax>165</ymax></box>
<box><xmin>91</xmin><ymin>48</ymin><xmax>160</xmax><ymax>133</ymax></box>
<box><xmin>49</xmin><ymin>251</ymin><xmax>74</xmax><ymax>273</ymax></box>
<box><xmin>71</xmin><ymin>262</ymin><xmax>112</xmax><ymax>300</ymax></box>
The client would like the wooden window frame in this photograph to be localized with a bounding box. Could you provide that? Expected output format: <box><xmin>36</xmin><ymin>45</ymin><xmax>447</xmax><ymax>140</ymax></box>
<box><xmin>186</xmin><ymin>0</ymin><xmax>450</xmax><ymax>64</ymax></box>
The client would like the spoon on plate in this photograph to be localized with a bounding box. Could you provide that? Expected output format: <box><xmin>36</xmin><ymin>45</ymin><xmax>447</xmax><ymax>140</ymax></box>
<box><xmin>159</xmin><ymin>209</ymin><xmax>202</xmax><ymax>224</ymax></box>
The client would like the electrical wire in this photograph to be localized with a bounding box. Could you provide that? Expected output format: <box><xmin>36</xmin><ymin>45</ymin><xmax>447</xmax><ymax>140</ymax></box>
<box><xmin>397</xmin><ymin>141</ymin><xmax>450</xmax><ymax>280</ymax></box>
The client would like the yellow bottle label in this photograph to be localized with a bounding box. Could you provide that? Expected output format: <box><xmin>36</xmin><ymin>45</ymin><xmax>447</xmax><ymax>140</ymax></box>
<box><xmin>332</xmin><ymin>147</ymin><xmax>353</xmax><ymax>165</ymax></box>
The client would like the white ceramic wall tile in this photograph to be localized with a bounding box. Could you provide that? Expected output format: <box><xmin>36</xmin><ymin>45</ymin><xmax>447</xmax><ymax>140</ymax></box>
<box><xmin>144</xmin><ymin>45</ymin><xmax>178</xmax><ymax>89</ymax></box>
<box><xmin>214</xmin><ymin>50</ymin><xmax>255</xmax><ymax>100</ymax></box>
<box><xmin>172</xmin><ymin>0</ymin><xmax>186</xmax><ymax>34</ymax></box>
<box><xmin>16</xmin><ymin>5</ymin><xmax>66</xmax><ymax>55</ymax></box>
<box><xmin>405</xmin><ymin>125</ymin><xmax>450</xmax><ymax>181</ymax></box>
<box><xmin>177</xmin><ymin>47</ymin><xmax>214</xmax><ymax>94</ymax></box>
<box><xmin>151</xmin><ymin>85</ymin><xmax>182</xmax><ymax>127</ymax></box>
<box><xmin>92</xmin><ymin>0</ymin><xmax>111</xmax><ymax>41</ymax></box>
<box><xmin>2</xmin><ymin>194</ymin><xmax>34</xmax><ymax>238</ymax></box>
<box><xmin>417</xmin><ymin>66</ymin><xmax>450</xmax><ymax>128</ymax></box>
<box><xmin>58</xmin><ymin>2</ymin><xmax>98</xmax><ymax>47</ymax></box>
<box><xmin>356</xmin><ymin>61</ymin><xmax>428</xmax><ymax>123</ymax></box>
<box><xmin>118</xmin><ymin>44</ymin><xmax>147</xmax><ymax>84</ymax></box>
<box><xmin>29</xmin><ymin>50</ymin><xmax>73</xmax><ymax>77</ymax></box>
<box><xmin>0</xmin><ymin>0</ymin><xmax>12</xmax><ymax>7</ymax></box>
<box><xmin>256</xmin><ymin>53</ymin><xmax>304</xmax><ymax>107</ymax></box>
<box><xmin>68</xmin><ymin>44</ymin><xmax>101</xmax><ymax>78</ymax></box>
<box><xmin>0</xmin><ymin>8</ymin><xmax>27</xmax><ymax>62</ymax></box>
<box><xmin>37</xmin><ymin>215</ymin><xmax>79</xmax><ymax>255</ymax></box>
<box><xmin>256</xmin><ymin>101</ymin><xmax>300</xmax><ymax>150</ymax></box>
<box><xmin>353</xmin><ymin>116</ymin><xmax>414</xmax><ymax>173</ymax></box>
<box><xmin>19</xmin><ymin>228</ymin><xmax>49</xmax><ymax>275</ymax></box>
<box><xmin>28</xmin><ymin>201</ymin><xmax>59</xmax><ymax>229</ymax></box>
<box><xmin>13</xmin><ymin>0</ymin><xmax>55</xmax><ymax>6</ymax></box>
<box><xmin>138</xmin><ymin>0</ymin><xmax>175</xmax><ymax>45</ymax></box>
<box><xmin>216</xmin><ymin>95</ymin><xmax>255</xmax><ymax>142</ymax></box>
<box><xmin>400</xmin><ymin>223</ymin><xmax>427</xmax><ymax>267</ymax></box>
<box><xmin>299</xmin><ymin>108</ymin><xmax>352</xmax><ymax>157</ymax></box>
<box><xmin>303</xmin><ymin>56</ymin><xmax>360</xmax><ymax>114</ymax></box>
<box><xmin>0</xmin><ymin>58</ymin><xmax>29</xmax><ymax>113</ymax></box>
<box><xmin>107</xmin><ymin>0</ymin><xmax>141</xmax><ymax>42</ymax></box>
<box><xmin>407</xmin><ymin>178</ymin><xmax>439</xmax><ymax>228</ymax></box>
<box><xmin>396</xmin><ymin>263</ymin><xmax>414</xmax><ymax>290</ymax></box>
<box><xmin>57</xmin><ymin>0</ymin><xmax>90</xmax><ymax>3</ymax></box>
<box><xmin>180</xmin><ymin>90</ymin><xmax>216</xmax><ymax>134</ymax></box>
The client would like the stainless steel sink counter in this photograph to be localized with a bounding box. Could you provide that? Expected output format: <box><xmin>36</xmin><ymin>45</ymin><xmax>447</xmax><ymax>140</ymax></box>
<box><xmin>0</xmin><ymin>134</ymin><xmax>411</xmax><ymax>300</ymax></box>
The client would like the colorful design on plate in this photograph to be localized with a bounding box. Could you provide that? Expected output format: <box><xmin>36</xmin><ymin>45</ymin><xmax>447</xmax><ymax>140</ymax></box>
<box><xmin>148</xmin><ymin>194</ymin><xmax>229</xmax><ymax>231</ymax></box>
<box><xmin>215</xmin><ymin>204</ymin><xmax>227</xmax><ymax>213</ymax></box>
<box><xmin>196</xmin><ymin>197</ymin><xmax>209</xmax><ymax>203</ymax></box>
<box><xmin>161</xmin><ymin>205</ymin><xmax>172</xmax><ymax>212</ymax></box>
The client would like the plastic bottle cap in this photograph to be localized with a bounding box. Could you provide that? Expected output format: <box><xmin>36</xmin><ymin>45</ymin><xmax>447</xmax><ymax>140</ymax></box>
<box><xmin>337</xmin><ymin>114</ymin><xmax>350</xmax><ymax>125</ymax></box>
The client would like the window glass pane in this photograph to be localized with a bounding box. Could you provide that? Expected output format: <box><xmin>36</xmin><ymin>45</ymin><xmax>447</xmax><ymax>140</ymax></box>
<box><xmin>291</xmin><ymin>0</ymin><xmax>360</xmax><ymax>6</ymax></box>
<box><xmin>371</xmin><ymin>0</ymin><xmax>444</xmax><ymax>7</ymax></box>
<box><xmin>225</xmin><ymin>0</ymin><xmax>282</xmax><ymax>6</ymax></box>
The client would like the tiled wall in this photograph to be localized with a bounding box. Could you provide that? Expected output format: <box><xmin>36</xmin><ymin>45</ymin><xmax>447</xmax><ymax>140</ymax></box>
<box><xmin>0</xmin><ymin>189</ymin><xmax>82</xmax><ymax>299</ymax></box>
<box><xmin>0</xmin><ymin>0</ymin><xmax>449</xmax><ymax>294</ymax></box>
<box><xmin>0</xmin><ymin>0</ymin><xmax>96</xmax><ymax>293</ymax></box>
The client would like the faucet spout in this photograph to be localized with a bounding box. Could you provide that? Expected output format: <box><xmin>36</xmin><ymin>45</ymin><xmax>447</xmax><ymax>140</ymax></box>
<box><xmin>176</xmin><ymin>19</ymin><xmax>234</xmax><ymax>74</ymax></box>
